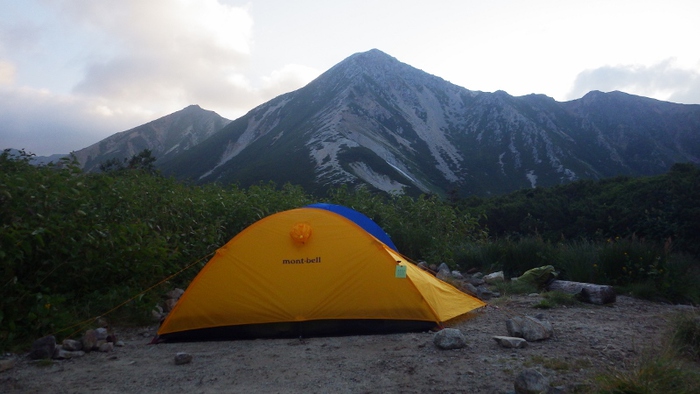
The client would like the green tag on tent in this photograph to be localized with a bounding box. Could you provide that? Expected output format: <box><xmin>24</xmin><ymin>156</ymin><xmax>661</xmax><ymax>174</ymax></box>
<box><xmin>395</xmin><ymin>265</ymin><xmax>407</xmax><ymax>278</ymax></box>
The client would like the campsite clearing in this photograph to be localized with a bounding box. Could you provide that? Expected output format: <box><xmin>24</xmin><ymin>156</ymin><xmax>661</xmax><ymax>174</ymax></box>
<box><xmin>1</xmin><ymin>294</ymin><xmax>686</xmax><ymax>393</ymax></box>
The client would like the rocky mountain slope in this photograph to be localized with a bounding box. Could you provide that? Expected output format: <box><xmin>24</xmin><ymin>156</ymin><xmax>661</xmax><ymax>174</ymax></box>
<box><xmin>158</xmin><ymin>49</ymin><xmax>700</xmax><ymax>196</ymax></box>
<box><xmin>69</xmin><ymin>49</ymin><xmax>699</xmax><ymax>197</ymax></box>
<box><xmin>72</xmin><ymin>105</ymin><xmax>230</xmax><ymax>172</ymax></box>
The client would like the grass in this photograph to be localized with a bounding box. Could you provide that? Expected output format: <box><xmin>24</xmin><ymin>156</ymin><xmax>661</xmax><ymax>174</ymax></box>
<box><xmin>533</xmin><ymin>290</ymin><xmax>580</xmax><ymax>309</ymax></box>
<box><xmin>493</xmin><ymin>279</ymin><xmax>539</xmax><ymax>296</ymax></box>
<box><xmin>671</xmin><ymin>312</ymin><xmax>700</xmax><ymax>362</ymax></box>
<box><xmin>594</xmin><ymin>313</ymin><xmax>700</xmax><ymax>393</ymax></box>
<box><xmin>594</xmin><ymin>352</ymin><xmax>700</xmax><ymax>394</ymax></box>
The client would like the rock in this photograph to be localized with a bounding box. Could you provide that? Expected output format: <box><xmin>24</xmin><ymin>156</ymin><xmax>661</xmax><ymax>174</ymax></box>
<box><xmin>514</xmin><ymin>368</ymin><xmax>550</xmax><ymax>394</ymax></box>
<box><xmin>166</xmin><ymin>288</ymin><xmax>185</xmax><ymax>300</ymax></box>
<box><xmin>53</xmin><ymin>348</ymin><xmax>86</xmax><ymax>359</ymax></box>
<box><xmin>82</xmin><ymin>329</ymin><xmax>98</xmax><ymax>352</ymax></box>
<box><xmin>175</xmin><ymin>352</ymin><xmax>193</xmax><ymax>365</ymax></box>
<box><xmin>62</xmin><ymin>339</ymin><xmax>82</xmax><ymax>351</ymax></box>
<box><xmin>471</xmin><ymin>272</ymin><xmax>484</xmax><ymax>279</ymax></box>
<box><xmin>29</xmin><ymin>336</ymin><xmax>56</xmax><ymax>360</ymax></box>
<box><xmin>460</xmin><ymin>282</ymin><xmax>479</xmax><ymax>297</ymax></box>
<box><xmin>164</xmin><ymin>298</ymin><xmax>179</xmax><ymax>312</ymax></box>
<box><xmin>0</xmin><ymin>358</ymin><xmax>15</xmax><ymax>372</ymax></box>
<box><xmin>477</xmin><ymin>285</ymin><xmax>495</xmax><ymax>300</ymax></box>
<box><xmin>451</xmin><ymin>270</ymin><xmax>464</xmax><ymax>279</ymax></box>
<box><xmin>98</xmin><ymin>342</ymin><xmax>114</xmax><ymax>352</ymax></box>
<box><xmin>95</xmin><ymin>327</ymin><xmax>109</xmax><ymax>341</ymax></box>
<box><xmin>436</xmin><ymin>269</ymin><xmax>452</xmax><ymax>282</ymax></box>
<box><xmin>417</xmin><ymin>261</ymin><xmax>429</xmax><ymax>271</ymax></box>
<box><xmin>96</xmin><ymin>317</ymin><xmax>109</xmax><ymax>328</ymax></box>
<box><xmin>493</xmin><ymin>336</ymin><xmax>528</xmax><ymax>349</ymax></box>
<box><xmin>437</xmin><ymin>263</ymin><xmax>450</xmax><ymax>273</ymax></box>
<box><xmin>546</xmin><ymin>280</ymin><xmax>616</xmax><ymax>305</ymax></box>
<box><xmin>506</xmin><ymin>316</ymin><xmax>554</xmax><ymax>342</ymax></box>
<box><xmin>114</xmin><ymin>340</ymin><xmax>125</xmax><ymax>347</ymax></box>
<box><xmin>152</xmin><ymin>303</ymin><xmax>166</xmax><ymax>321</ymax></box>
<box><xmin>468</xmin><ymin>277</ymin><xmax>486</xmax><ymax>286</ymax></box>
<box><xmin>483</xmin><ymin>271</ymin><xmax>505</xmax><ymax>284</ymax></box>
<box><xmin>433</xmin><ymin>328</ymin><xmax>467</xmax><ymax>350</ymax></box>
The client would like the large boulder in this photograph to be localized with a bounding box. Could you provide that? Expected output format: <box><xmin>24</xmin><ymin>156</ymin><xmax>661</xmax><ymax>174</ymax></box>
<box><xmin>29</xmin><ymin>336</ymin><xmax>56</xmax><ymax>360</ymax></box>
<box><xmin>506</xmin><ymin>316</ymin><xmax>554</xmax><ymax>342</ymax></box>
<box><xmin>433</xmin><ymin>328</ymin><xmax>467</xmax><ymax>350</ymax></box>
<box><xmin>514</xmin><ymin>368</ymin><xmax>550</xmax><ymax>394</ymax></box>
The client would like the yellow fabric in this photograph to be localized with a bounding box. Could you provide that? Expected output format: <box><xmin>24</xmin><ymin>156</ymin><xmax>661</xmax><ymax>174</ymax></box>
<box><xmin>158</xmin><ymin>208</ymin><xmax>485</xmax><ymax>336</ymax></box>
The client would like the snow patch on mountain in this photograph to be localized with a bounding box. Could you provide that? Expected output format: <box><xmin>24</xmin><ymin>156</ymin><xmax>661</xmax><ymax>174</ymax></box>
<box><xmin>349</xmin><ymin>162</ymin><xmax>407</xmax><ymax>194</ymax></box>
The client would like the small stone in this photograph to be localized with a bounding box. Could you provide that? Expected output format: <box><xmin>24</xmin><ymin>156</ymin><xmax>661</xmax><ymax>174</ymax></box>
<box><xmin>460</xmin><ymin>282</ymin><xmax>479</xmax><ymax>297</ymax></box>
<box><xmin>433</xmin><ymin>328</ymin><xmax>467</xmax><ymax>350</ymax></box>
<box><xmin>82</xmin><ymin>330</ymin><xmax>98</xmax><ymax>352</ymax></box>
<box><xmin>95</xmin><ymin>327</ymin><xmax>109</xmax><ymax>341</ymax></box>
<box><xmin>451</xmin><ymin>270</ymin><xmax>464</xmax><ymax>279</ymax></box>
<box><xmin>62</xmin><ymin>339</ymin><xmax>83</xmax><ymax>351</ymax></box>
<box><xmin>98</xmin><ymin>342</ymin><xmax>114</xmax><ymax>352</ymax></box>
<box><xmin>53</xmin><ymin>348</ymin><xmax>86</xmax><ymax>359</ymax></box>
<box><xmin>29</xmin><ymin>336</ymin><xmax>56</xmax><ymax>360</ymax></box>
<box><xmin>164</xmin><ymin>298</ymin><xmax>178</xmax><ymax>312</ymax></box>
<box><xmin>477</xmin><ymin>285</ymin><xmax>495</xmax><ymax>300</ymax></box>
<box><xmin>166</xmin><ymin>288</ymin><xmax>185</xmax><ymax>300</ymax></box>
<box><xmin>0</xmin><ymin>359</ymin><xmax>16</xmax><ymax>372</ymax></box>
<box><xmin>114</xmin><ymin>340</ymin><xmax>125</xmax><ymax>347</ymax></box>
<box><xmin>493</xmin><ymin>336</ymin><xmax>529</xmax><ymax>349</ymax></box>
<box><xmin>436</xmin><ymin>269</ymin><xmax>452</xmax><ymax>281</ymax></box>
<box><xmin>174</xmin><ymin>352</ymin><xmax>193</xmax><ymax>365</ymax></box>
<box><xmin>483</xmin><ymin>271</ymin><xmax>505</xmax><ymax>284</ymax></box>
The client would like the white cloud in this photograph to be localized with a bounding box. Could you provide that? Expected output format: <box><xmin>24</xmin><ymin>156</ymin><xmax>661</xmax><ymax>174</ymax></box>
<box><xmin>64</xmin><ymin>0</ymin><xmax>256</xmax><ymax>117</ymax></box>
<box><xmin>567</xmin><ymin>59</ymin><xmax>700</xmax><ymax>103</ymax></box>
<box><xmin>260</xmin><ymin>64</ymin><xmax>321</xmax><ymax>97</ymax></box>
<box><xmin>0</xmin><ymin>61</ymin><xmax>16</xmax><ymax>86</ymax></box>
<box><xmin>0</xmin><ymin>86</ymin><xmax>150</xmax><ymax>155</ymax></box>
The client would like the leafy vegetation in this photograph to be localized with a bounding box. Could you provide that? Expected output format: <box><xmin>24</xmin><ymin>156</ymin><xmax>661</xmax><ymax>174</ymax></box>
<box><xmin>2</xmin><ymin>149</ymin><xmax>699</xmax><ymax>352</ymax></box>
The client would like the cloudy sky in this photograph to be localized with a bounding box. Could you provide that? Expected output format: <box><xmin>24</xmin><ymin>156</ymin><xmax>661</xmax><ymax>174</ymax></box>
<box><xmin>1</xmin><ymin>0</ymin><xmax>699</xmax><ymax>155</ymax></box>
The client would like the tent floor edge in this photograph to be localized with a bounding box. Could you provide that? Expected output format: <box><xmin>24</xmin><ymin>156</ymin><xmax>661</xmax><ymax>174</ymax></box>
<box><xmin>157</xmin><ymin>319</ymin><xmax>439</xmax><ymax>342</ymax></box>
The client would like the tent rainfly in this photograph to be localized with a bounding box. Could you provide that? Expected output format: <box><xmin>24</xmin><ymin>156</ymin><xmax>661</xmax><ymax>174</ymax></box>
<box><xmin>156</xmin><ymin>205</ymin><xmax>485</xmax><ymax>341</ymax></box>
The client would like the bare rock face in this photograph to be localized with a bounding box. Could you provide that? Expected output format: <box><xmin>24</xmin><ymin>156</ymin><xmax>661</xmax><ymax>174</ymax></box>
<box><xmin>433</xmin><ymin>328</ymin><xmax>467</xmax><ymax>350</ymax></box>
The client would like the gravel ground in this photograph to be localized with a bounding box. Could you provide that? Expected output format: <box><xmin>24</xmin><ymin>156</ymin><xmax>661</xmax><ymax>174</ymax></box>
<box><xmin>0</xmin><ymin>294</ymin><xmax>690</xmax><ymax>393</ymax></box>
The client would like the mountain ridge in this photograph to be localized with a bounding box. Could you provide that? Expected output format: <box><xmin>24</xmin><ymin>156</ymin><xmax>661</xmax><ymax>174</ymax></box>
<box><xmin>66</xmin><ymin>49</ymin><xmax>699</xmax><ymax>197</ymax></box>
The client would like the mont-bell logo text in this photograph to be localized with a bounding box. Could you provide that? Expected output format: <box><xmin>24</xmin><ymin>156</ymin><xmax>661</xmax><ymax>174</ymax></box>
<box><xmin>282</xmin><ymin>256</ymin><xmax>322</xmax><ymax>265</ymax></box>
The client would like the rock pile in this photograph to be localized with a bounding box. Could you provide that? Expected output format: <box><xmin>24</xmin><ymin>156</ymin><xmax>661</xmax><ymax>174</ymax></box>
<box><xmin>151</xmin><ymin>288</ymin><xmax>185</xmax><ymax>322</ymax></box>
<box><xmin>28</xmin><ymin>323</ymin><xmax>124</xmax><ymax>361</ymax></box>
<box><xmin>417</xmin><ymin>262</ymin><xmax>503</xmax><ymax>302</ymax></box>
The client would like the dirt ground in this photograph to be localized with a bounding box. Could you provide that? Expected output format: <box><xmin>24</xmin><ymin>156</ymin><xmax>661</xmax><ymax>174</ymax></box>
<box><xmin>0</xmin><ymin>294</ymin><xmax>692</xmax><ymax>394</ymax></box>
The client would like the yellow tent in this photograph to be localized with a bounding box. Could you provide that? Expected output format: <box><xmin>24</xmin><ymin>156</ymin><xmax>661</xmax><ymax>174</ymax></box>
<box><xmin>156</xmin><ymin>206</ymin><xmax>485</xmax><ymax>341</ymax></box>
